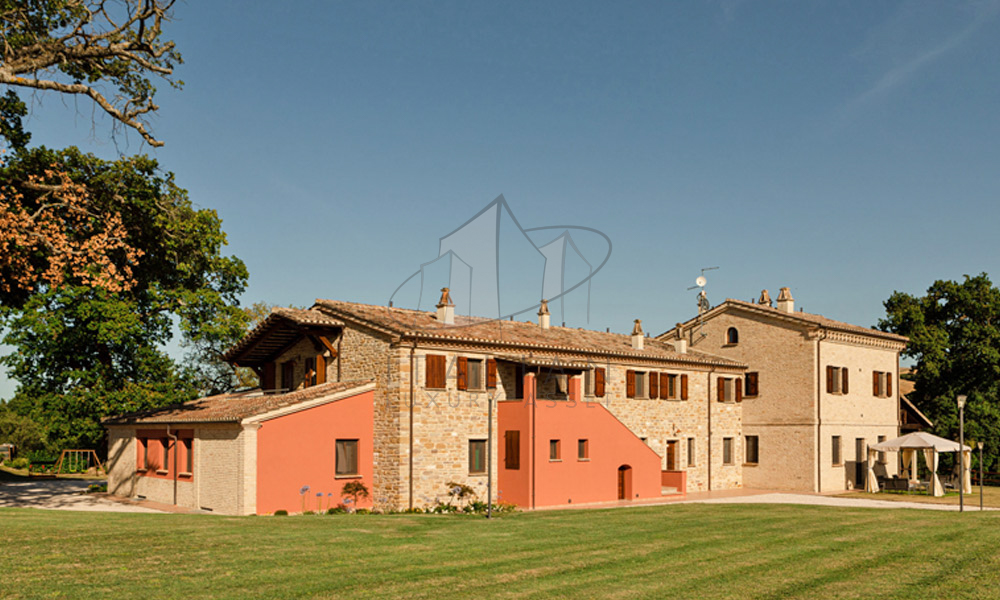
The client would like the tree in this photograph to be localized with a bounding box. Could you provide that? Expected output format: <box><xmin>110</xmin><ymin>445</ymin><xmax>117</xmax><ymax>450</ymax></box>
<box><xmin>0</xmin><ymin>0</ymin><xmax>182</xmax><ymax>147</ymax></box>
<box><xmin>879</xmin><ymin>273</ymin><xmax>1000</xmax><ymax>470</ymax></box>
<box><xmin>0</xmin><ymin>146</ymin><xmax>247</xmax><ymax>451</ymax></box>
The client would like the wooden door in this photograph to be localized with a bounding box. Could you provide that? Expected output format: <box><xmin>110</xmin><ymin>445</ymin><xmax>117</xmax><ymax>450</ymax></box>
<box><xmin>617</xmin><ymin>465</ymin><xmax>632</xmax><ymax>500</ymax></box>
<box><xmin>665</xmin><ymin>440</ymin><xmax>678</xmax><ymax>471</ymax></box>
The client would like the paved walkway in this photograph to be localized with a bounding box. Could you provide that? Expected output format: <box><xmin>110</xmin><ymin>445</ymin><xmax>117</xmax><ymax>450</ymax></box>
<box><xmin>0</xmin><ymin>478</ymin><xmax>163</xmax><ymax>513</ymax></box>
<box><xmin>679</xmin><ymin>490</ymin><xmax>996</xmax><ymax>512</ymax></box>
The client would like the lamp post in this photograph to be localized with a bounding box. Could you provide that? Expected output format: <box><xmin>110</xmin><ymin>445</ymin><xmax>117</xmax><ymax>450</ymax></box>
<box><xmin>979</xmin><ymin>441</ymin><xmax>984</xmax><ymax>511</ymax></box>
<box><xmin>958</xmin><ymin>395</ymin><xmax>967</xmax><ymax>513</ymax></box>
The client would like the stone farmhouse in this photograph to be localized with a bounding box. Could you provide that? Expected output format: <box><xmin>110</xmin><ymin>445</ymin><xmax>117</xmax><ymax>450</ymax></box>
<box><xmin>105</xmin><ymin>286</ymin><xmax>907</xmax><ymax>514</ymax></box>
<box><xmin>656</xmin><ymin>288</ymin><xmax>908</xmax><ymax>493</ymax></box>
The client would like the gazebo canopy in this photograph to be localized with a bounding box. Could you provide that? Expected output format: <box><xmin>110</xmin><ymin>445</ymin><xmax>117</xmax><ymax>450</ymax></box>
<box><xmin>871</xmin><ymin>431</ymin><xmax>970</xmax><ymax>453</ymax></box>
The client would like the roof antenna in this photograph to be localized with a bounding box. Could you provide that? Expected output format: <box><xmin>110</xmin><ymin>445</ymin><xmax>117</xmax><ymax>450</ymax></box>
<box><xmin>686</xmin><ymin>267</ymin><xmax>719</xmax><ymax>345</ymax></box>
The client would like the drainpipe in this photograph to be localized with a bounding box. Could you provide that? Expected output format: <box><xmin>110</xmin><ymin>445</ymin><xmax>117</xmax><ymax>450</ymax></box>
<box><xmin>530</xmin><ymin>371</ymin><xmax>536</xmax><ymax>510</ymax></box>
<box><xmin>166</xmin><ymin>425</ymin><xmax>178</xmax><ymax>506</ymax></box>
<box><xmin>707</xmin><ymin>368</ymin><xmax>714</xmax><ymax>491</ymax></box>
<box><xmin>815</xmin><ymin>331</ymin><xmax>827</xmax><ymax>493</ymax></box>
<box><xmin>408</xmin><ymin>341</ymin><xmax>416</xmax><ymax>511</ymax></box>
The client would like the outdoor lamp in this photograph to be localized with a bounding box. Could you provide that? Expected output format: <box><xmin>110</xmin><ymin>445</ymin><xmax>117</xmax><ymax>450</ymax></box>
<box><xmin>958</xmin><ymin>395</ymin><xmax>967</xmax><ymax>409</ymax></box>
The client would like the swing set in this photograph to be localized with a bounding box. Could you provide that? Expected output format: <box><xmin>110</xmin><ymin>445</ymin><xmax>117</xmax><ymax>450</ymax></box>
<box><xmin>54</xmin><ymin>449</ymin><xmax>105</xmax><ymax>475</ymax></box>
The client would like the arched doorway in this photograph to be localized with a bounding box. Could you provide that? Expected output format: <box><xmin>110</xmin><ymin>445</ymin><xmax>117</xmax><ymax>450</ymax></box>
<box><xmin>617</xmin><ymin>465</ymin><xmax>633</xmax><ymax>500</ymax></box>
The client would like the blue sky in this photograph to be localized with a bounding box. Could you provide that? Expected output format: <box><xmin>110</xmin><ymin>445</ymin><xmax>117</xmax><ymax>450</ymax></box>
<box><xmin>3</xmin><ymin>1</ymin><xmax>1000</xmax><ymax>398</ymax></box>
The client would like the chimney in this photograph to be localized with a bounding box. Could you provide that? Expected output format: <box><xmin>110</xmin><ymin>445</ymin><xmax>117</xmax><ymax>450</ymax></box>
<box><xmin>776</xmin><ymin>287</ymin><xmax>794</xmax><ymax>313</ymax></box>
<box><xmin>757</xmin><ymin>289</ymin><xmax>772</xmax><ymax>307</ymax></box>
<box><xmin>672</xmin><ymin>322</ymin><xmax>688</xmax><ymax>354</ymax></box>
<box><xmin>631</xmin><ymin>319</ymin><xmax>644</xmax><ymax>350</ymax></box>
<box><xmin>436</xmin><ymin>287</ymin><xmax>455</xmax><ymax>325</ymax></box>
<box><xmin>538</xmin><ymin>299</ymin><xmax>551</xmax><ymax>330</ymax></box>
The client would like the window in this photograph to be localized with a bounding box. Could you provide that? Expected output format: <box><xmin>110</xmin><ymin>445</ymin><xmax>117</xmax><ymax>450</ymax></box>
<box><xmin>425</xmin><ymin>354</ymin><xmax>446</xmax><ymax>389</ymax></box>
<box><xmin>723</xmin><ymin>438</ymin><xmax>733</xmax><ymax>465</ymax></box>
<box><xmin>877</xmin><ymin>435</ymin><xmax>887</xmax><ymax>464</ymax></box>
<box><xmin>183</xmin><ymin>438</ymin><xmax>193</xmax><ymax>474</ymax></box>
<box><xmin>745</xmin><ymin>435</ymin><xmax>759</xmax><ymax>464</ymax></box>
<box><xmin>744</xmin><ymin>372</ymin><xmax>759</xmax><ymax>397</ymax></box>
<box><xmin>832</xmin><ymin>436</ymin><xmax>842</xmax><ymax>466</ymax></box>
<box><xmin>304</xmin><ymin>357</ymin><xmax>317</xmax><ymax>388</ymax></box>
<box><xmin>281</xmin><ymin>360</ymin><xmax>295</xmax><ymax>391</ymax></box>
<box><xmin>687</xmin><ymin>438</ymin><xmax>695</xmax><ymax>467</ymax></box>
<box><xmin>584</xmin><ymin>370</ymin><xmax>594</xmax><ymax>396</ymax></box>
<box><xmin>665</xmin><ymin>440</ymin><xmax>678</xmax><ymax>470</ymax></box>
<box><xmin>468</xmin><ymin>440</ymin><xmax>486</xmax><ymax>474</ymax></box>
<box><xmin>826</xmin><ymin>366</ymin><xmax>849</xmax><ymax>395</ymax></box>
<box><xmin>549</xmin><ymin>439</ymin><xmax>561</xmax><ymax>461</ymax></box>
<box><xmin>335</xmin><ymin>439</ymin><xmax>359</xmax><ymax>476</ymax></box>
<box><xmin>161</xmin><ymin>438</ymin><xmax>170</xmax><ymax>472</ymax></box>
<box><xmin>504</xmin><ymin>430</ymin><xmax>520</xmax><ymax>470</ymax></box>
<box><xmin>458</xmin><ymin>358</ymin><xmax>484</xmax><ymax>391</ymax></box>
<box><xmin>635</xmin><ymin>371</ymin><xmax>646</xmax><ymax>398</ymax></box>
<box><xmin>717</xmin><ymin>377</ymin><xmax>742</xmax><ymax>402</ymax></box>
<box><xmin>662</xmin><ymin>374</ymin><xmax>678</xmax><ymax>399</ymax></box>
<box><xmin>138</xmin><ymin>437</ymin><xmax>149</xmax><ymax>470</ymax></box>
<box><xmin>726</xmin><ymin>327</ymin><xmax>739</xmax><ymax>345</ymax></box>
<box><xmin>872</xmin><ymin>371</ymin><xmax>892</xmax><ymax>398</ymax></box>
<box><xmin>578</xmin><ymin>439</ymin><xmax>589</xmax><ymax>460</ymax></box>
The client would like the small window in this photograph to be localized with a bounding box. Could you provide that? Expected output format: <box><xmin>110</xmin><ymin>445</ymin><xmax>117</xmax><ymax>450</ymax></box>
<box><xmin>718</xmin><ymin>377</ymin><xmax>741</xmax><ymax>402</ymax></box>
<box><xmin>504</xmin><ymin>430</ymin><xmax>520</xmax><ymax>470</ymax></box>
<box><xmin>877</xmin><ymin>435</ymin><xmax>887</xmax><ymax>464</ymax></box>
<box><xmin>468</xmin><ymin>440</ymin><xmax>486</xmax><ymax>474</ymax></box>
<box><xmin>723</xmin><ymin>438</ymin><xmax>733</xmax><ymax>465</ymax></box>
<box><xmin>826</xmin><ymin>366</ymin><xmax>849</xmax><ymax>395</ymax></box>
<box><xmin>578</xmin><ymin>439</ymin><xmax>589</xmax><ymax>460</ymax></box>
<box><xmin>635</xmin><ymin>372</ymin><xmax>646</xmax><ymax>398</ymax></box>
<box><xmin>687</xmin><ymin>437</ymin><xmax>695</xmax><ymax>467</ymax></box>
<box><xmin>549</xmin><ymin>440</ymin><xmax>561</xmax><ymax>461</ymax></box>
<box><xmin>584</xmin><ymin>370</ymin><xmax>594</xmax><ymax>396</ymax></box>
<box><xmin>281</xmin><ymin>361</ymin><xmax>295</xmax><ymax>391</ymax></box>
<box><xmin>467</xmin><ymin>359</ymin><xmax>484</xmax><ymax>390</ymax></box>
<box><xmin>745</xmin><ymin>435</ymin><xmax>759</xmax><ymax>464</ymax></box>
<box><xmin>161</xmin><ymin>438</ymin><xmax>170</xmax><ymax>471</ymax></box>
<box><xmin>726</xmin><ymin>327</ymin><xmax>739</xmax><ymax>345</ymax></box>
<box><xmin>425</xmin><ymin>354</ymin><xmax>446</xmax><ymax>389</ymax></box>
<box><xmin>664</xmin><ymin>374</ymin><xmax>678</xmax><ymax>399</ymax></box>
<box><xmin>336</xmin><ymin>439</ymin><xmax>359</xmax><ymax>476</ymax></box>
<box><xmin>832</xmin><ymin>436</ymin><xmax>842</xmax><ymax>466</ymax></box>
<box><xmin>872</xmin><ymin>371</ymin><xmax>892</xmax><ymax>398</ymax></box>
<box><xmin>138</xmin><ymin>438</ymin><xmax>149</xmax><ymax>470</ymax></box>
<box><xmin>745</xmin><ymin>372</ymin><xmax>759</xmax><ymax>397</ymax></box>
<box><xmin>183</xmin><ymin>438</ymin><xmax>193</xmax><ymax>473</ymax></box>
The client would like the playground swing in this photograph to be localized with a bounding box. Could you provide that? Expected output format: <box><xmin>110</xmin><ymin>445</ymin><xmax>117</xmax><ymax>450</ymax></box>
<box><xmin>54</xmin><ymin>449</ymin><xmax>105</xmax><ymax>475</ymax></box>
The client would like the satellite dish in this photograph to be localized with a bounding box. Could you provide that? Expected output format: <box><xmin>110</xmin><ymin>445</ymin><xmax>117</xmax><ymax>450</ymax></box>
<box><xmin>695</xmin><ymin>276</ymin><xmax>707</xmax><ymax>288</ymax></box>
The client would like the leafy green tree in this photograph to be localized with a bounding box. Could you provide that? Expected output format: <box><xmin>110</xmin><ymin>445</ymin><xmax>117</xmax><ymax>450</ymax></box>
<box><xmin>879</xmin><ymin>273</ymin><xmax>1000</xmax><ymax>470</ymax></box>
<box><xmin>0</xmin><ymin>146</ymin><xmax>248</xmax><ymax>451</ymax></box>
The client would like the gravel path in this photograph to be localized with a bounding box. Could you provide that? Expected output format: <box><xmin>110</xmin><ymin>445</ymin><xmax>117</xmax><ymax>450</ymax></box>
<box><xmin>0</xmin><ymin>478</ymin><xmax>162</xmax><ymax>513</ymax></box>
<box><xmin>681</xmin><ymin>492</ymin><xmax>996</xmax><ymax>512</ymax></box>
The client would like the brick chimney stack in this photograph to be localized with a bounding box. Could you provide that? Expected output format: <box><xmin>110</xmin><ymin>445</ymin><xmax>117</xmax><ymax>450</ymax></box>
<box><xmin>538</xmin><ymin>299</ymin><xmax>551</xmax><ymax>330</ymax></box>
<box><xmin>673</xmin><ymin>322</ymin><xmax>688</xmax><ymax>354</ymax></box>
<box><xmin>436</xmin><ymin>287</ymin><xmax>455</xmax><ymax>325</ymax></box>
<box><xmin>631</xmin><ymin>319</ymin><xmax>644</xmax><ymax>350</ymax></box>
<box><xmin>776</xmin><ymin>287</ymin><xmax>794</xmax><ymax>314</ymax></box>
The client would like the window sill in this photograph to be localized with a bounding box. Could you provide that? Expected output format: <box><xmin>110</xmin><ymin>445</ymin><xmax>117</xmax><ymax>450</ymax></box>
<box><xmin>178</xmin><ymin>472</ymin><xmax>193</xmax><ymax>478</ymax></box>
<box><xmin>424</xmin><ymin>387</ymin><xmax>446</xmax><ymax>391</ymax></box>
<box><xmin>549</xmin><ymin>459</ymin><xmax>562</xmax><ymax>463</ymax></box>
<box><xmin>335</xmin><ymin>474</ymin><xmax>361</xmax><ymax>479</ymax></box>
<box><xmin>743</xmin><ymin>462</ymin><xmax>758</xmax><ymax>467</ymax></box>
<box><xmin>832</xmin><ymin>463</ymin><xmax>844</xmax><ymax>468</ymax></box>
<box><xmin>468</xmin><ymin>472</ymin><xmax>487</xmax><ymax>477</ymax></box>
<box><xmin>723</xmin><ymin>343</ymin><xmax>738</xmax><ymax>348</ymax></box>
<box><xmin>155</xmin><ymin>470</ymin><xmax>169</xmax><ymax>475</ymax></box>
<box><xmin>744</xmin><ymin>395</ymin><xmax>758</xmax><ymax>399</ymax></box>
<box><xmin>578</xmin><ymin>458</ymin><xmax>590</xmax><ymax>462</ymax></box>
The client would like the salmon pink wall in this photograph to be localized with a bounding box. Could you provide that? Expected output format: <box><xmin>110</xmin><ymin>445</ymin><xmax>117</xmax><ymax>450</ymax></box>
<box><xmin>498</xmin><ymin>373</ymin><xmax>663</xmax><ymax>508</ymax></box>
<box><xmin>256</xmin><ymin>390</ymin><xmax>374</xmax><ymax>514</ymax></box>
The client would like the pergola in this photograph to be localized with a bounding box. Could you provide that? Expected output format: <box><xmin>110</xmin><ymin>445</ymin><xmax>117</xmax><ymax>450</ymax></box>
<box><xmin>867</xmin><ymin>432</ymin><xmax>971</xmax><ymax>497</ymax></box>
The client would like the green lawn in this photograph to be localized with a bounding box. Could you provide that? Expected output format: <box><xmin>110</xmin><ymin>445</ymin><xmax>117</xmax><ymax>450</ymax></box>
<box><xmin>2</xmin><ymin>504</ymin><xmax>999</xmax><ymax>599</ymax></box>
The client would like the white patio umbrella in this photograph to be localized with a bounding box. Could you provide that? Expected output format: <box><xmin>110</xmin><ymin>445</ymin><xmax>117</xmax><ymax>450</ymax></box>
<box><xmin>868</xmin><ymin>432</ymin><xmax>971</xmax><ymax>496</ymax></box>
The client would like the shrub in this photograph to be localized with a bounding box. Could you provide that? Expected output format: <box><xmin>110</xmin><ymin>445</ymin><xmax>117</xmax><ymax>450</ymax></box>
<box><xmin>402</xmin><ymin>507</ymin><xmax>423</xmax><ymax>514</ymax></box>
<box><xmin>86</xmin><ymin>483</ymin><xmax>107</xmax><ymax>493</ymax></box>
<box><xmin>354</xmin><ymin>508</ymin><xmax>370</xmax><ymax>515</ymax></box>
<box><xmin>341</xmin><ymin>480</ymin><xmax>370</xmax><ymax>510</ymax></box>
<box><xmin>326</xmin><ymin>506</ymin><xmax>347</xmax><ymax>515</ymax></box>
<box><xmin>273</xmin><ymin>510</ymin><xmax>288</xmax><ymax>516</ymax></box>
<box><xmin>302</xmin><ymin>510</ymin><xmax>315</xmax><ymax>515</ymax></box>
<box><xmin>8</xmin><ymin>457</ymin><xmax>29</xmax><ymax>470</ymax></box>
<box><xmin>445</xmin><ymin>481</ymin><xmax>476</xmax><ymax>507</ymax></box>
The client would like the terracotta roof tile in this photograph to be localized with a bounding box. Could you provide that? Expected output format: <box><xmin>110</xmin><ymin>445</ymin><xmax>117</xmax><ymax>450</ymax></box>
<box><xmin>314</xmin><ymin>299</ymin><xmax>743</xmax><ymax>368</ymax></box>
<box><xmin>105</xmin><ymin>380</ymin><xmax>374</xmax><ymax>425</ymax></box>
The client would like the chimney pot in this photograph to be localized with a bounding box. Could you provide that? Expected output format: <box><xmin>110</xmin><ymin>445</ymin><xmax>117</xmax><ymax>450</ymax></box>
<box><xmin>436</xmin><ymin>287</ymin><xmax>455</xmax><ymax>324</ymax></box>
<box><xmin>538</xmin><ymin>299</ymin><xmax>551</xmax><ymax>330</ymax></box>
<box><xmin>631</xmin><ymin>319</ymin><xmax>644</xmax><ymax>350</ymax></box>
<box><xmin>776</xmin><ymin>287</ymin><xmax>795</xmax><ymax>313</ymax></box>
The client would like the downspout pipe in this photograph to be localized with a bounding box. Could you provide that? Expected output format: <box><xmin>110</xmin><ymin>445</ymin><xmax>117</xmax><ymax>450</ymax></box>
<box><xmin>707</xmin><ymin>367</ymin><xmax>714</xmax><ymax>491</ymax></box>
<box><xmin>815</xmin><ymin>330</ymin><xmax>827</xmax><ymax>493</ymax></box>
<box><xmin>166</xmin><ymin>425</ymin><xmax>178</xmax><ymax>506</ymax></box>
<box><xmin>409</xmin><ymin>341</ymin><xmax>416</xmax><ymax>511</ymax></box>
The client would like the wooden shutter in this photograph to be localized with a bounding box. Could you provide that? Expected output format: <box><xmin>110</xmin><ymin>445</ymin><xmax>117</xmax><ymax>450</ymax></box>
<box><xmin>262</xmin><ymin>362</ymin><xmax>275</xmax><ymax>390</ymax></box>
<box><xmin>717</xmin><ymin>377</ymin><xmax>725</xmax><ymax>402</ymax></box>
<box><xmin>457</xmin><ymin>356</ymin><xmax>468</xmax><ymax>391</ymax></box>
<box><xmin>626</xmin><ymin>370</ymin><xmax>636</xmax><ymax>398</ymax></box>
<box><xmin>504</xmin><ymin>430</ymin><xmax>520</xmax><ymax>470</ymax></box>
<box><xmin>886</xmin><ymin>376</ymin><xmax>892</xmax><ymax>397</ymax></box>
<box><xmin>873</xmin><ymin>371</ymin><xmax>880</xmax><ymax>396</ymax></box>
<box><xmin>595</xmin><ymin>368</ymin><xmax>606</xmax><ymax>398</ymax></box>
<box><xmin>426</xmin><ymin>354</ymin><xmax>445</xmax><ymax>388</ymax></box>
<box><xmin>826</xmin><ymin>366</ymin><xmax>834</xmax><ymax>393</ymax></box>
<box><xmin>746</xmin><ymin>372</ymin><xmax>759</xmax><ymax>397</ymax></box>
<box><xmin>649</xmin><ymin>371</ymin><xmax>659</xmax><ymax>399</ymax></box>
<box><xmin>660</xmin><ymin>373</ymin><xmax>670</xmax><ymax>398</ymax></box>
<box><xmin>842</xmin><ymin>368</ymin><xmax>849</xmax><ymax>394</ymax></box>
<box><xmin>316</xmin><ymin>354</ymin><xmax>326</xmax><ymax>385</ymax></box>
<box><xmin>486</xmin><ymin>359</ymin><xmax>497</xmax><ymax>388</ymax></box>
<box><xmin>735</xmin><ymin>380</ymin><xmax>742</xmax><ymax>403</ymax></box>
<box><xmin>681</xmin><ymin>374</ymin><xmax>689</xmax><ymax>400</ymax></box>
